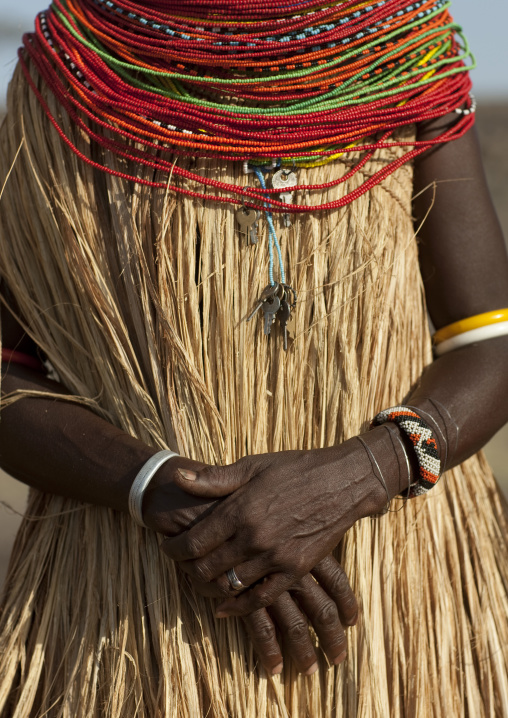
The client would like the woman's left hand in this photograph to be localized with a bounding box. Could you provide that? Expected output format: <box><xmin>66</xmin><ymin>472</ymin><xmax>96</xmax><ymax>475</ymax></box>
<box><xmin>162</xmin><ymin>426</ymin><xmax>403</xmax><ymax>616</ymax></box>
<box><xmin>242</xmin><ymin>555</ymin><xmax>358</xmax><ymax>674</ymax></box>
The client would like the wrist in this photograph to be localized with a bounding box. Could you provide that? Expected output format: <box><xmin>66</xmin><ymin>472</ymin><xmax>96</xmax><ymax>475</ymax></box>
<box><xmin>353</xmin><ymin>425</ymin><xmax>411</xmax><ymax>515</ymax></box>
<box><xmin>106</xmin><ymin>438</ymin><xmax>160</xmax><ymax>514</ymax></box>
<box><xmin>141</xmin><ymin>455</ymin><xmax>212</xmax><ymax>533</ymax></box>
<box><xmin>382</xmin><ymin>423</ymin><xmax>416</xmax><ymax>498</ymax></box>
<box><xmin>128</xmin><ymin>450</ymin><xmax>180</xmax><ymax>526</ymax></box>
<box><xmin>137</xmin><ymin>454</ymin><xmax>181</xmax><ymax>529</ymax></box>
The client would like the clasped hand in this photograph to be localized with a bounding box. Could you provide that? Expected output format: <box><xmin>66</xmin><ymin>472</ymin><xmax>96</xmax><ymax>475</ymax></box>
<box><xmin>162</xmin><ymin>437</ymin><xmax>387</xmax><ymax>614</ymax></box>
<box><xmin>143</xmin><ymin>431</ymin><xmax>394</xmax><ymax>673</ymax></box>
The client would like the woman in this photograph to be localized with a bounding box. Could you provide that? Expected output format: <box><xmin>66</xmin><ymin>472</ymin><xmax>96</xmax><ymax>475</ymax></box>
<box><xmin>1</xmin><ymin>1</ymin><xmax>508</xmax><ymax>715</ymax></box>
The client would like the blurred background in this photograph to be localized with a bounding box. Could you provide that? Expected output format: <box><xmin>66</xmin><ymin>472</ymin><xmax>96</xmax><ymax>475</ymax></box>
<box><xmin>0</xmin><ymin>0</ymin><xmax>507</xmax><ymax>585</ymax></box>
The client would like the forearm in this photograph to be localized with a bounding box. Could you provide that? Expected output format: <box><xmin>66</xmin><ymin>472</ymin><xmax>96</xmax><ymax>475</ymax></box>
<box><xmin>407</xmin><ymin>115</ymin><xmax>508</xmax><ymax>471</ymax></box>
<box><xmin>0</xmin><ymin>363</ymin><xmax>154</xmax><ymax>512</ymax></box>
<box><xmin>406</xmin><ymin>337</ymin><xmax>508</xmax><ymax>470</ymax></box>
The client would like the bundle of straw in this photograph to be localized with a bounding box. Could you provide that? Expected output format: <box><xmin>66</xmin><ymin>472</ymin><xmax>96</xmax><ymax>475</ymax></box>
<box><xmin>1</xmin><ymin>59</ymin><xmax>508</xmax><ymax>717</ymax></box>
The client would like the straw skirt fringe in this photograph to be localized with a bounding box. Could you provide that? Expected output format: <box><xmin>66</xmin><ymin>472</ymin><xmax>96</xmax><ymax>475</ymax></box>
<box><xmin>1</xmin><ymin>61</ymin><xmax>508</xmax><ymax>716</ymax></box>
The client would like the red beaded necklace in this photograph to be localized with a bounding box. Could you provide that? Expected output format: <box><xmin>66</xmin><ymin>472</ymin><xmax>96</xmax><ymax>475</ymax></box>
<box><xmin>19</xmin><ymin>0</ymin><xmax>474</xmax><ymax>214</ymax></box>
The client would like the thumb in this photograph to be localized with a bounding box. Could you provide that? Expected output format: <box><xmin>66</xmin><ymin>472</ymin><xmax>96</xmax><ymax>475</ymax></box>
<box><xmin>174</xmin><ymin>459</ymin><xmax>254</xmax><ymax>498</ymax></box>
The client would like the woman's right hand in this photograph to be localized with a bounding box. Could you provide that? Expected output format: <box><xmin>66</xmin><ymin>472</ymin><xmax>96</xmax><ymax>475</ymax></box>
<box><xmin>141</xmin><ymin>461</ymin><xmax>358</xmax><ymax>674</ymax></box>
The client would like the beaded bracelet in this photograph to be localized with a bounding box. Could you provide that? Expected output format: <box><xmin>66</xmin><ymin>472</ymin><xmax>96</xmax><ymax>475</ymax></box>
<box><xmin>372</xmin><ymin>407</ymin><xmax>441</xmax><ymax>498</ymax></box>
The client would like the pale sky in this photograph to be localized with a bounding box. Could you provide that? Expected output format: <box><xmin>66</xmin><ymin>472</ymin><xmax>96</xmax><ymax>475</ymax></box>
<box><xmin>1</xmin><ymin>0</ymin><xmax>507</xmax><ymax>105</ymax></box>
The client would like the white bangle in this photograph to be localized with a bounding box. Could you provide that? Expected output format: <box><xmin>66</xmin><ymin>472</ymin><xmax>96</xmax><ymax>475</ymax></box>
<box><xmin>434</xmin><ymin>321</ymin><xmax>508</xmax><ymax>356</ymax></box>
<box><xmin>128</xmin><ymin>450</ymin><xmax>179</xmax><ymax>527</ymax></box>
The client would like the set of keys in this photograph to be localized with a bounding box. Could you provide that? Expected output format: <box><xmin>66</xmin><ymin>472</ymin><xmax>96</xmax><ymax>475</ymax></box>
<box><xmin>247</xmin><ymin>282</ymin><xmax>297</xmax><ymax>350</ymax></box>
<box><xmin>238</xmin><ymin>165</ymin><xmax>298</xmax><ymax>350</ymax></box>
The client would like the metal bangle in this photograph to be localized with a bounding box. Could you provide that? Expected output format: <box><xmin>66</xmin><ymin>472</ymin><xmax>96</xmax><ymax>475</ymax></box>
<box><xmin>128</xmin><ymin>450</ymin><xmax>179</xmax><ymax>527</ymax></box>
<box><xmin>382</xmin><ymin>424</ymin><xmax>412</xmax><ymax>505</ymax></box>
<box><xmin>427</xmin><ymin>397</ymin><xmax>459</xmax><ymax>466</ymax></box>
<box><xmin>356</xmin><ymin>435</ymin><xmax>391</xmax><ymax>516</ymax></box>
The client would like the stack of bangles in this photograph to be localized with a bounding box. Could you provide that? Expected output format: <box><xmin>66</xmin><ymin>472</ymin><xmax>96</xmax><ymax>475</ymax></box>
<box><xmin>432</xmin><ymin>307</ymin><xmax>508</xmax><ymax>356</ymax></box>
<box><xmin>3</xmin><ymin>306</ymin><xmax>508</xmax><ymax>533</ymax></box>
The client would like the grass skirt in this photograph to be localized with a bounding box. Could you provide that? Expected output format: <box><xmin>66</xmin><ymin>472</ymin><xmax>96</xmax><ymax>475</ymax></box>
<box><xmin>1</xmin><ymin>61</ymin><xmax>508</xmax><ymax>716</ymax></box>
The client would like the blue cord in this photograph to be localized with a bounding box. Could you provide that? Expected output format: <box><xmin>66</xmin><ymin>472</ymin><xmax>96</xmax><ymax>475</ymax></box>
<box><xmin>252</xmin><ymin>166</ymin><xmax>286</xmax><ymax>286</ymax></box>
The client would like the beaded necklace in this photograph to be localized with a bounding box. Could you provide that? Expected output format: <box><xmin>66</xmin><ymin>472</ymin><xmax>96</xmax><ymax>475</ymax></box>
<box><xmin>19</xmin><ymin>0</ymin><xmax>475</xmax><ymax>339</ymax></box>
<box><xmin>21</xmin><ymin>0</ymin><xmax>474</xmax><ymax>209</ymax></box>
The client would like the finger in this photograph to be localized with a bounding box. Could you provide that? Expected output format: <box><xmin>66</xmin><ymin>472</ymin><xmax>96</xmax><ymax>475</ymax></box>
<box><xmin>179</xmin><ymin>572</ymin><xmax>247</xmax><ymax>600</ymax></box>
<box><xmin>173</xmin><ymin>459</ymin><xmax>256</xmax><ymax>499</ymax></box>
<box><xmin>311</xmin><ymin>556</ymin><xmax>358</xmax><ymax>626</ymax></box>
<box><xmin>291</xmin><ymin>574</ymin><xmax>347</xmax><ymax>665</ymax></box>
<box><xmin>242</xmin><ymin>610</ymin><xmax>283</xmax><ymax>676</ymax></box>
<box><xmin>160</xmin><ymin>511</ymin><xmax>236</xmax><ymax>562</ymax></box>
<box><xmin>181</xmin><ymin>557</ymin><xmax>276</xmax><ymax>601</ymax></box>
<box><xmin>178</xmin><ymin>546</ymin><xmax>252</xmax><ymax>584</ymax></box>
<box><xmin>179</xmin><ymin>551</ymin><xmax>271</xmax><ymax>589</ymax></box>
<box><xmin>268</xmin><ymin>592</ymin><xmax>318</xmax><ymax>675</ymax></box>
<box><xmin>216</xmin><ymin>573</ymin><xmax>295</xmax><ymax>617</ymax></box>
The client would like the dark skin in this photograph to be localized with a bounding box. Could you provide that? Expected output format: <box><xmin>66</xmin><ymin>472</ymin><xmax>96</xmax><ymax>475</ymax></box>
<box><xmin>2</xmin><ymin>114</ymin><xmax>508</xmax><ymax>670</ymax></box>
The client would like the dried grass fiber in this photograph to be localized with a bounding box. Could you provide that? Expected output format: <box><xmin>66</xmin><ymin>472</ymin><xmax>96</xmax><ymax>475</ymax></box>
<box><xmin>1</xmin><ymin>60</ymin><xmax>508</xmax><ymax>717</ymax></box>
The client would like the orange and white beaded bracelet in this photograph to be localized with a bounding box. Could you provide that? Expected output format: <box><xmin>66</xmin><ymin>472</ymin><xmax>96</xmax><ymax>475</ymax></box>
<box><xmin>373</xmin><ymin>407</ymin><xmax>441</xmax><ymax>498</ymax></box>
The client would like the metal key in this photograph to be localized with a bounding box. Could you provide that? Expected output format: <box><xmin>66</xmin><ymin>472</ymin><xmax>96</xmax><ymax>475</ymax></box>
<box><xmin>279</xmin><ymin>191</ymin><xmax>293</xmax><ymax>228</ymax></box>
<box><xmin>272</xmin><ymin>169</ymin><xmax>298</xmax><ymax>228</ymax></box>
<box><xmin>281</xmin><ymin>283</ymin><xmax>297</xmax><ymax>310</ymax></box>
<box><xmin>236</xmin><ymin>207</ymin><xmax>260</xmax><ymax>245</ymax></box>
<box><xmin>246</xmin><ymin>283</ymin><xmax>279</xmax><ymax>322</ymax></box>
<box><xmin>279</xmin><ymin>297</ymin><xmax>291</xmax><ymax>351</ymax></box>
<box><xmin>262</xmin><ymin>295</ymin><xmax>281</xmax><ymax>336</ymax></box>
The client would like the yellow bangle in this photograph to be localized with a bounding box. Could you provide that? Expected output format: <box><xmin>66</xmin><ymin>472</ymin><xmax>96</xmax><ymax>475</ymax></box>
<box><xmin>433</xmin><ymin>308</ymin><xmax>508</xmax><ymax>345</ymax></box>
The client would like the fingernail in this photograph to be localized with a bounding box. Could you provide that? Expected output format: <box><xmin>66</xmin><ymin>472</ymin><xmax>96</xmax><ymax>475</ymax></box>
<box><xmin>177</xmin><ymin>468</ymin><xmax>197</xmax><ymax>481</ymax></box>
<box><xmin>272</xmin><ymin>663</ymin><xmax>283</xmax><ymax>675</ymax></box>
<box><xmin>215</xmin><ymin>611</ymin><xmax>228</xmax><ymax>618</ymax></box>
<box><xmin>350</xmin><ymin>612</ymin><xmax>359</xmax><ymax>626</ymax></box>
<box><xmin>333</xmin><ymin>651</ymin><xmax>347</xmax><ymax>665</ymax></box>
<box><xmin>305</xmin><ymin>662</ymin><xmax>318</xmax><ymax>676</ymax></box>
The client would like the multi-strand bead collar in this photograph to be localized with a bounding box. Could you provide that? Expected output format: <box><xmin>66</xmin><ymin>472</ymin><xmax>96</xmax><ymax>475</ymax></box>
<box><xmin>20</xmin><ymin>0</ymin><xmax>475</xmax><ymax>215</ymax></box>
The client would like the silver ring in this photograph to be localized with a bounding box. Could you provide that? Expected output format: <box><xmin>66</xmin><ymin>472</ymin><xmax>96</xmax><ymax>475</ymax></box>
<box><xmin>226</xmin><ymin>568</ymin><xmax>247</xmax><ymax>592</ymax></box>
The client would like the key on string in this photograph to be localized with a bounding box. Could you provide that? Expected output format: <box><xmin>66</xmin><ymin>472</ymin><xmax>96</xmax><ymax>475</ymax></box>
<box><xmin>246</xmin><ymin>283</ymin><xmax>279</xmax><ymax>322</ymax></box>
<box><xmin>236</xmin><ymin>207</ymin><xmax>260</xmax><ymax>245</ymax></box>
<box><xmin>262</xmin><ymin>295</ymin><xmax>281</xmax><ymax>336</ymax></box>
<box><xmin>279</xmin><ymin>284</ymin><xmax>297</xmax><ymax>350</ymax></box>
<box><xmin>279</xmin><ymin>297</ymin><xmax>292</xmax><ymax>351</ymax></box>
<box><xmin>272</xmin><ymin>169</ymin><xmax>298</xmax><ymax>228</ymax></box>
<box><xmin>281</xmin><ymin>283</ymin><xmax>297</xmax><ymax>310</ymax></box>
